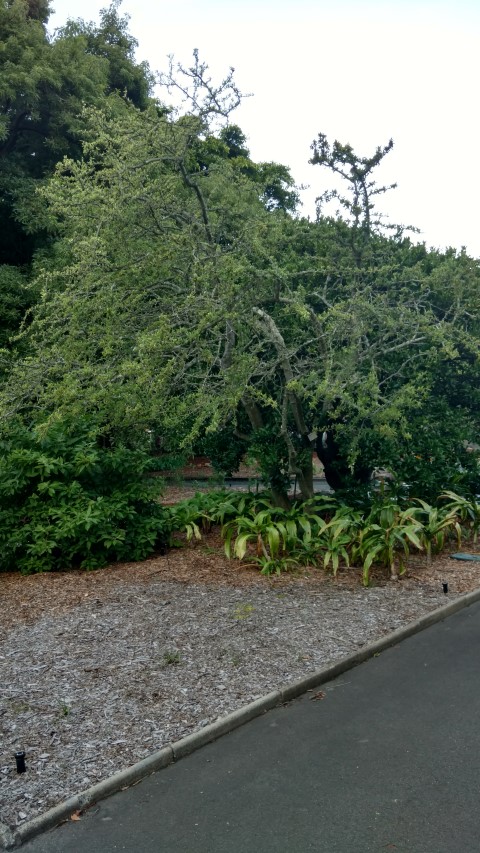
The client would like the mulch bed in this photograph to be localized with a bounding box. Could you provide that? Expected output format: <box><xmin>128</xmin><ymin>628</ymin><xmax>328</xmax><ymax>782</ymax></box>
<box><xmin>1</xmin><ymin>481</ymin><xmax>479</xmax><ymax>832</ymax></box>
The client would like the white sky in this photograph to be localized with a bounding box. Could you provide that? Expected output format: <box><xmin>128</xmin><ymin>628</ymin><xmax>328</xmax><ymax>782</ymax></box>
<box><xmin>49</xmin><ymin>0</ymin><xmax>480</xmax><ymax>257</ymax></box>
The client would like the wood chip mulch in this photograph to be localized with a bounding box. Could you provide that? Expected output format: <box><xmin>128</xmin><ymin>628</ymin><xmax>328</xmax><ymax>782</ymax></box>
<box><xmin>1</xmin><ymin>523</ymin><xmax>479</xmax><ymax>831</ymax></box>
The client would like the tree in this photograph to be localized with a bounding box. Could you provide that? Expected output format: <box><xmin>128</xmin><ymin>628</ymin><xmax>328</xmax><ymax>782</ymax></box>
<box><xmin>0</xmin><ymin>0</ymin><xmax>153</xmax><ymax>267</ymax></box>
<box><xmin>2</xmin><ymin>65</ymin><xmax>479</xmax><ymax>506</ymax></box>
<box><xmin>0</xmin><ymin>0</ymin><xmax>154</xmax><ymax>360</ymax></box>
<box><xmin>309</xmin><ymin>134</ymin><xmax>399</xmax><ymax>261</ymax></box>
<box><xmin>58</xmin><ymin>1</ymin><xmax>153</xmax><ymax>110</ymax></box>
<box><xmin>216</xmin><ymin>125</ymin><xmax>299</xmax><ymax>212</ymax></box>
<box><xmin>305</xmin><ymin>134</ymin><xmax>480</xmax><ymax>491</ymax></box>
<box><xmin>0</xmin><ymin>55</ymin><xmax>307</xmax><ymax>504</ymax></box>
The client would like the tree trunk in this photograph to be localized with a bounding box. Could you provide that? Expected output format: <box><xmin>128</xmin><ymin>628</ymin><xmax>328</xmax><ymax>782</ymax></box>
<box><xmin>270</xmin><ymin>487</ymin><xmax>292</xmax><ymax>510</ymax></box>
<box><xmin>316</xmin><ymin>429</ymin><xmax>371</xmax><ymax>491</ymax></box>
<box><xmin>296</xmin><ymin>457</ymin><xmax>314</xmax><ymax>502</ymax></box>
<box><xmin>241</xmin><ymin>395</ymin><xmax>291</xmax><ymax>509</ymax></box>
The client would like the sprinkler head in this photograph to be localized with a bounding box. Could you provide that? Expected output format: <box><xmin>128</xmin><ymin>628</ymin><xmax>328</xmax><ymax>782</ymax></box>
<box><xmin>15</xmin><ymin>751</ymin><xmax>26</xmax><ymax>774</ymax></box>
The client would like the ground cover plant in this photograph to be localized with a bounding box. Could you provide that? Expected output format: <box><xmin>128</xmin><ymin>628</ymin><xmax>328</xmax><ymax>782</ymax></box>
<box><xmin>167</xmin><ymin>488</ymin><xmax>480</xmax><ymax>586</ymax></box>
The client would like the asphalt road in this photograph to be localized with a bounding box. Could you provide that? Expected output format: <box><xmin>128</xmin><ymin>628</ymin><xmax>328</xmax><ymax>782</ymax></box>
<box><xmin>20</xmin><ymin>600</ymin><xmax>480</xmax><ymax>853</ymax></box>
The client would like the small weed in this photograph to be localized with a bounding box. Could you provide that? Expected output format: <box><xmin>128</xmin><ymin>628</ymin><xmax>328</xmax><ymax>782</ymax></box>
<box><xmin>232</xmin><ymin>603</ymin><xmax>255</xmax><ymax>620</ymax></box>
<box><xmin>162</xmin><ymin>650</ymin><xmax>181</xmax><ymax>666</ymax></box>
<box><xmin>10</xmin><ymin>701</ymin><xmax>30</xmax><ymax>715</ymax></box>
<box><xmin>60</xmin><ymin>704</ymin><xmax>71</xmax><ymax>717</ymax></box>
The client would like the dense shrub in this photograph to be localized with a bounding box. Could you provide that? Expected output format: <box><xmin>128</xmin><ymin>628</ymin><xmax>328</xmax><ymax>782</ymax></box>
<box><xmin>194</xmin><ymin>427</ymin><xmax>248</xmax><ymax>478</ymax></box>
<box><xmin>0</xmin><ymin>418</ymin><xmax>167</xmax><ymax>573</ymax></box>
<box><xmin>381</xmin><ymin>405</ymin><xmax>480</xmax><ymax>503</ymax></box>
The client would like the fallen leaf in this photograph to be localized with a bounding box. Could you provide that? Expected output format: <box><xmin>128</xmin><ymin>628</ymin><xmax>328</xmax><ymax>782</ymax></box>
<box><xmin>310</xmin><ymin>691</ymin><xmax>326</xmax><ymax>701</ymax></box>
<box><xmin>120</xmin><ymin>779</ymin><xmax>142</xmax><ymax>791</ymax></box>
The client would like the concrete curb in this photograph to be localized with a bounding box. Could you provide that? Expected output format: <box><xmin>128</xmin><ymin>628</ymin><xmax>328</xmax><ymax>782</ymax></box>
<box><xmin>3</xmin><ymin>585</ymin><xmax>480</xmax><ymax>849</ymax></box>
<box><xmin>170</xmin><ymin>690</ymin><xmax>281</xmax><ymax>761</ymax></box>
<box><xmin>0</xmin><ymin>825</ymin><xmax>16</xmax><ymax>852</ymax></box>
<box><xmin>4</xmin><ymin>747</ymin><xmax>174</xmax><ymax>850</ymax></box>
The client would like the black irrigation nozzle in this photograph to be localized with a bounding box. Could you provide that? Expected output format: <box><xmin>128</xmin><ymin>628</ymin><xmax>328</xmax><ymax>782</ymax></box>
<box><xmin>442</xmin><ymin>582</ymin><xmax>449</xmax><ymax>595</ymax></box>
<box><xmin>15</xmin><ymin>751</ymin><xmax>26</xmax><ymax>774</ymax></box>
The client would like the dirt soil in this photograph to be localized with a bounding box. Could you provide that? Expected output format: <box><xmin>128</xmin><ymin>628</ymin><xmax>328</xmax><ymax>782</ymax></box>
<box><xmin>1</xmin><ymin>483</ymin><xmax>480</xmax><ymax>833</ymax></box>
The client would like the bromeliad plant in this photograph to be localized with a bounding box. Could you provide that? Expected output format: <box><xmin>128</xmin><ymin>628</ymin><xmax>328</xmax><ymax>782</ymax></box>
<box><xmin>317</xmin><ymin>520</ymin><xmax>352</xmax><ymax>575</ymax></box>
<box><xmin>223</xmin><ymin>497</ymin><xmax>424</xmax><ymax>582</ymax></box>
<box><xmin>223</xmin><ymin>508</ymin><xmax>287</xmax><ymax>571</ymax></box>
<box><xmin>288</xmin><ymin>506</ymin><xmax>363</xmax><ymax>575</ymax></box>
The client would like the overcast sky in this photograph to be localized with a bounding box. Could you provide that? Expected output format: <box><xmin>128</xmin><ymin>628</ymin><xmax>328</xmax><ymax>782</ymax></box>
<box><xmin>49</xmin><ymin>0</ymin><xmax>480</xmax><ymax>257</ymax></box>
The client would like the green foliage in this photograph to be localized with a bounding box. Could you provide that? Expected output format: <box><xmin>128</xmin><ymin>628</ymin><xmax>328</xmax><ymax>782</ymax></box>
<box><xmin>0</xmin><ymin>0</ymin><xmax>152</xmax><ymax>275</ymax></box>
<box><xmin>163</xmin><ymin>490</ymin><xmax>258</xmax><ymax>546</ymax></box>
<box><xmin>355</xmin><ymin>503</ymin><xmax>424</xmax><ymax>585</ymax></box>
<box><xmin>162</xmin><ymin>650</ymin><xmax>181</xmax><ymax>666</ymax></box>
<box><xmin>381</xmin><ymin>403</ymin><xmax>480</xmax><ymax>502</ymax></box>
<box><xmin>203</xmin><ymin>124</ymin><xmax>299</xmax><ymax>212</ymax></box>
<box><xmin>223</xmin><ymin>508</ymin><xmax>285</xmax><ymax>562</ymax></box>
<box><xmin>217</xmin><ymin>490</ymin><xmax>476</xmax><ymax>584</ymax></box>
<box><xmin>440</xmin><ymin>491</ymin><xmax>480</xmax><ymax>544</ymax></box>
<box><xmin>315</xmin><ymin>508</ymin><xmax>363</xmax><ymax>575</ymax></box>
<box><xmin>310</xmin><ymin>134</ymin><xmax>397</xmax><ymax>240</ymax></box>
<box><xmin>59</xmin><ymin>2</ymin><xmax>153</xmax><ymax>109</ymax></box>
<box><xmin>1</xmin><ymin>47</ymin><xmax>479</xmax><ymax>514</ymax></box>
<box><xmin>125</xmin><ymin>484</ymin><xmax>480</xmax><ymax>584</ymax></box>
<box><xmin>407</xmin><ymin>499</ymin><xmax>461</xmax><ymax>564</ymax></box>
<box><xmin>246</xmin><ymin>426</ymin><xmax>292</xmax><ymax>498</ymax></box>
<box><xmin>0</xmin><ymin>265</ymin><xmax>33</xmax><ymax>349</ymax></box>
<box><xmin>0</xmin><ymin>417</ymin><xmax>166</xmax><ymax>573</ymax></box>
<box><xmin>195</xmin><ymin>426</ymin><xmax>248</xmax><ymax>478</ymax></box>
<box><xmin>223</xmin><ymin>497</ymin><xmax>341</xmax><ymax>575</ymax></box>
